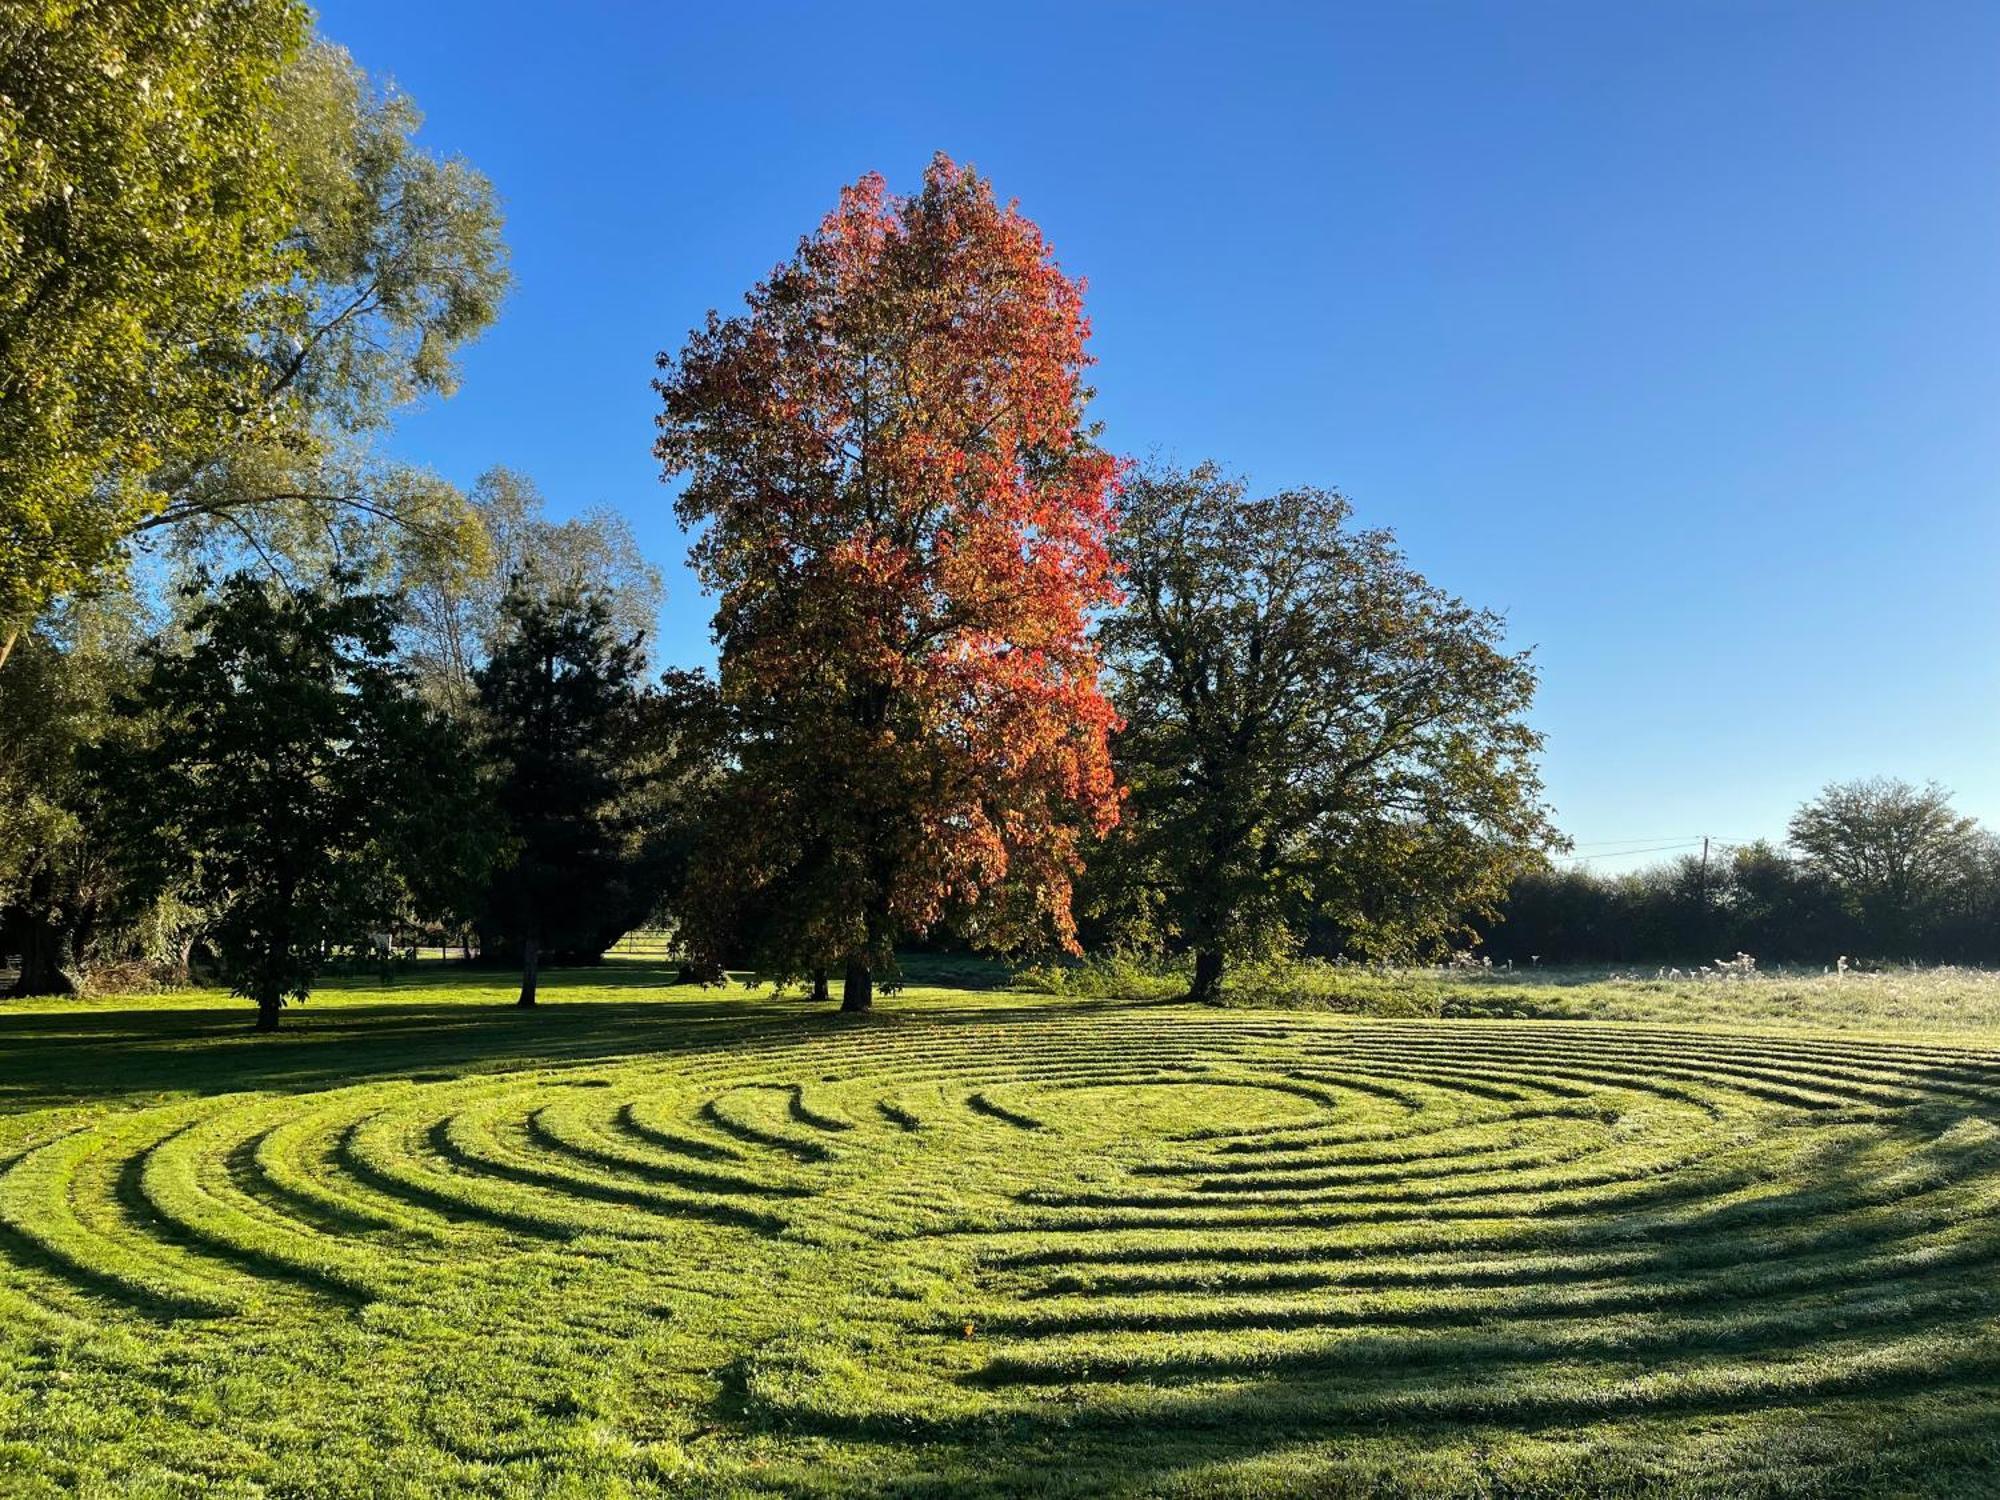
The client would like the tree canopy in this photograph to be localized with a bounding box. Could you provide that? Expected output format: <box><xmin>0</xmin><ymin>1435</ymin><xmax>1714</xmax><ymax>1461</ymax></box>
<box><xmin>95</xmin><ymin>571</ymin><xmax>488</xmax><ymax>1028</ymax></box>
<box><xmin>140</xmin><ymin>40</ymin><xmax>509</xmax><ymax>576</ymax></box>
<box><xmin>0</xmin><ymin>594</ymin><xmax>150</xmax><ymax>994</ymax></box>
<box><xmin>474</xmin><ymin>581</ymin><xmax>648</xmax><ymax>1006</ymax></box>
<box><xmin>1787</xmin><ymin>777</ymin><xmax>1984</xmax><ymax>958</ymax></box>
<box><xmin>397</xmin><ymin>468</ymin><xmax>663</xmax><ymax>715</ymax></box>
<box><xmin>0</xmin><ymin>0</ymin><xmax>307</xmax><ymax>654</ymax></box>
<box><xmin>0</xmin><ymin>13</ymin><xmax>508</xmax><ymax>663</ymax></box>
<box><xmin>1096</xmin><ymin>463</ymin><xmax>1560</xmax><ymax>999</ymax></box>
<box><xmin>655</xmin><ymin>154</ymin><xmax>1122</xmax><ymax>1009</ymax></box>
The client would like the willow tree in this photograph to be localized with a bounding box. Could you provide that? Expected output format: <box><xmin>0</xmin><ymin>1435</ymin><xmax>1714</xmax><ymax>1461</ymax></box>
<box><xmin>0</xmin><ymin>0</ymin><xmax>307</xmax><ymax>661</ymax></box>
<box><xmin>139</xmin><ymin>41</ymin><xmax>509</xmax><ymax>577</ymax></box>
<box><xmin>0</xmin><ymin>13</ymin><xmax>509</xmax><ymax>662</ymax></box>
<box><xmin>1098</xmin><ymin>463</ymin><xmax>1560</xmax><ymax>1002</ymax></box>
<box><xmin>655</xmin><ymin>155</ymin><xmax>1121</xmax><ymax>1010</ymax></box>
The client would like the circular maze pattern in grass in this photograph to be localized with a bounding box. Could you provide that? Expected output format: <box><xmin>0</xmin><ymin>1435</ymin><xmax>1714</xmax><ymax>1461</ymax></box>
<box><xmin>8</xmin><ymin>1007</ymin><xmax>2000</xmax><ymax>1488</ymax></box>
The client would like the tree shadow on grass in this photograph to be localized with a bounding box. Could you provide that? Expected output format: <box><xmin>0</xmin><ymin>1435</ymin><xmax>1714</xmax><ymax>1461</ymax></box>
<box><xmin>715</xmin><ymin>1338</ymin><xmax>2000</xmax><ymax>1499</ymax></box>
<box><xmin>0</xmin><ymin>969</ymin><xmax>1174</xmax><ymax>1112</ymax></box>
<box><xmin>728</xmin><ymin>1323</ymin><xmax>2000</xmax><ymax>1499</ymax></box>
<box><xmin>723</xmin><ymin>1115</ymin><xmax>2000</xmax><ymax>1496</ymax></box>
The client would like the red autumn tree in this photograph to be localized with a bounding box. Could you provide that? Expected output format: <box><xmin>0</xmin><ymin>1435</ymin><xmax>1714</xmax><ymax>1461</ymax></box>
<box><xmin>654</xmin><ymin>154</ymin><xmax>1121</xmax><ymax>1010</ymax></box>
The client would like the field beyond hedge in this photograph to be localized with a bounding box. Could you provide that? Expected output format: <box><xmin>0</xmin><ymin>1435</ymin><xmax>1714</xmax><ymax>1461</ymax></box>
<box><xmin>5</xmin><ymin>964</ymin><xmax>2000</xmax><ymax>1497</ymax></box>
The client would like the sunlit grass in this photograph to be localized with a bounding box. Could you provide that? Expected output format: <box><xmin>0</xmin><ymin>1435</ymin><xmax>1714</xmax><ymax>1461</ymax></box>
<box><xmin>1308</xmin><ymin>963</ymin><xmax>2000</xmax><ymax>1041</ymax></box>
<box><xmin>5</xmin><ymin>963</ymin><xmax>2000</xmax><ymax>1495</ymax></box>
<box><xmin>1026</xmin><ymin>953</ymin><xmax>2000</xmax><ymax>1043</ymax></box>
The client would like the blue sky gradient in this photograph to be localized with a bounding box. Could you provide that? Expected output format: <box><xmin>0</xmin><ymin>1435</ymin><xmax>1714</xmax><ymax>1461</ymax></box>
<box><xmin>315</xmin><ymin>1</ymin><xmax>2000</xmax><ymax>868</ymax></box>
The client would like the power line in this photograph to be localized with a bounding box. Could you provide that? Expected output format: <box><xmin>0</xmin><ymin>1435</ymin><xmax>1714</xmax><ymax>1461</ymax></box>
<box><xmin>1556</xmin><ymin>834</ymin><xmax>1778</xmax><ymax>861</ymax></box>
<box><xmin>1560</xmin><ymin>840</ymin><xmax>1704</xmax><ymax>852</ymax></box>
<box><xmin>1554</xmin><ymin>840</ymin><xmax>1705</xmax><ymax>864</ymax></box>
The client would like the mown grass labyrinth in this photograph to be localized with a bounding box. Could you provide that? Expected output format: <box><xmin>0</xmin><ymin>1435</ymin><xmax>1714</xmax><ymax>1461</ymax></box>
<box><xmin>6</xmin><ymin>985</ymin><xmax>2000</xmax><ymax>1496</ymax></box>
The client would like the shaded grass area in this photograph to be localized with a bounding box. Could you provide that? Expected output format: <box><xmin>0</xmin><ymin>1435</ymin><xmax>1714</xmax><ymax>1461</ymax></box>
<box><xmin>4</xmin><ymin>965</ymin><xmax>2000</xmax><ymax>1494</ymax></box>
<box><xmin>0</xmin><ymin>958</ymin><xmax>1041</xmax><ymax>1113</ymax></box>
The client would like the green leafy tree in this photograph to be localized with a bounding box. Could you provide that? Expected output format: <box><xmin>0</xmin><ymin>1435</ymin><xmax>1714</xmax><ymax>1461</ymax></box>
<box><xmin>96</xmin><ymin>571</ymin><xmax>489</xmax><ymax>1029</ymax></box>
<box><xmin>0</xmin><ymin>16</ymin><xmax>508</xmax><ymax>659</ymax></box>
<box><xmin>1097</xmin><ymin>463</ymin><xmax>1560</xmax><ymax>1001</ymax></box>
<box><xmin>395</xmin><ymin>469</ymin><xmax>662</xmax><ymax>715</ymax></box>
<box><xmin>141</xmin><ymin>40</ymin><xmax>509</xmax><ymax>578</ymax></box>
<box><xmin>0</xmin><ymin>595</ymin><xmax>151</xmax><ymax>994</ymax></box>
<box><xmin>1481</xmin><ymin>840</ymin><xmax>1856</xmax><ymax>967</ymax></box>
<box><xmin>474</xmin><ymin>582</ymin><xmax>646</xmax><ymax>1006</ymax></box>
<box><xmin>0</xmin><ymin>0</ymin><xmax>308</xmax><ymax>658</ymax></box>
<box><xmin>1787</xmin><ymin>778</ymin><xmax>1982</xmax><ymax>957</ymax></box>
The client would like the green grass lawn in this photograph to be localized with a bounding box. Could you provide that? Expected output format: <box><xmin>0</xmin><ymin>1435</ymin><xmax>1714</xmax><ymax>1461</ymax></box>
<box><xmin>5</xmin><ymin>964</ymin><xmax>2000</xmax><ymax>1496</ymax></box>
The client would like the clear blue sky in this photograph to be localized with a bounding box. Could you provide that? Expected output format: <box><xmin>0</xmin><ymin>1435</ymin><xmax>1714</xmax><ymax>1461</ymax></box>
<box><xmin>316</xmin><ymin>1</ymin><xmax>2000</xmax><ymax>870</ymax></box>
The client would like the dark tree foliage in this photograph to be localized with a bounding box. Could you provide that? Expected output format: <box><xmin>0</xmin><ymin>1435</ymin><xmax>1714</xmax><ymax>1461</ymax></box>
<box><xmin>1480</xmin><ymin>849</ymin><xmax>1855</xmax><ymax>967</ymax></box>
<box><xmin>1482</xmin><ymin>786</ymin><xmax>2000</xmax><ymax>968</ymax></box>
<box><xmin>0</xmin><ymin>602</ymin><xmax>147</xmax><ymax>995</ymax></box>
<box><xmin>1095</xmin><ymin>463</ymin><xmax>1560</xmax><ymax>1001</ymax></box>
<box><xmin>618</xmin><ymin>666</ymin><xmax>733</xmax><ymax>965</ymax></box>
<box><xmin>1788</xmin><ymin>778</ymin><xmax>1984</xmax><ymax>960</ymax></box>
<box><xmin>672</xmin><ymin>750</ymin><xmax>839</xmax><ymax>992</ymax></box>
<box><xmin>94</xmin><ymin>571</ymin><xmax>489</xmax><ymax>1029</ymax></box>
<box><xmin>474</xmin><ymin>580</ymin><xmax>647</xmax><ymax>1006</ymax></box>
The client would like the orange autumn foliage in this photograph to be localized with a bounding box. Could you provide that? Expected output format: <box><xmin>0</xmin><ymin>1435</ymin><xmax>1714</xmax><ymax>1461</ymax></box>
<box><xmin>654</xmin><ymin>154</ymin><xmax>1121</xmax><ymax>987</ymax></box>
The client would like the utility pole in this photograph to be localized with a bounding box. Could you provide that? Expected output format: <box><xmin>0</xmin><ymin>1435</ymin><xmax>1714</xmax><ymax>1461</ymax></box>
<box><xmin>1697</xmin><ymin>835</ymin><xmax>1711</xmax><ymax>957</ymax></box>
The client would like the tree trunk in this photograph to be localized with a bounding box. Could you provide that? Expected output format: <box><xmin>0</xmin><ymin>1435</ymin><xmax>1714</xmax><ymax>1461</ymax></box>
<box><xmin>1188</xmin><ymin>949</ymin><xmax>1224</xmax><ymax>1004</ymax></box>
<box><xmin>70</xmin><ymin>902</ymin><xmax>99</xmax><ymax>986</ymax></box>
<box><xmin>518</xmin><ymin>937</ymin><xmax>540</xmax><ymax>1007</ymax></box>
<box><xmin>9</xmin><ymin>864</ymin><xmax>76</xmax><ymax>998</ymax></box>
<box><xmin>811</xmin><ymin>968</ymin><xmax>829</xmax><ymax>1003</ymax></box>
<box><xmin>841</xmin><ymin>958</ymin><xmax>872</xmax><ymax>1013</ymax></box>
<box><xmin>0</xmin><ymin>629</ymin><xmax>17</xmax><ymax>673</ymax></box>
<box><xmin>10</xmin><ymin>914</ymin><xmax>76</xmax><ymax>997</ymax></box>
<box><xmin>254</xmin><ymin>992</ymin><xmax>281</xmax><ymax>1032</ymax></box>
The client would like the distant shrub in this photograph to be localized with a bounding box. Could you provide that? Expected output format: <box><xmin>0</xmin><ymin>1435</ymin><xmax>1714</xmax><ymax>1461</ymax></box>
<box><xmin>74</xmin><ymin>958</ymin><xmax>171</xmax><ymax>997</ymax></box>
<box><xmin>1013</xmin><ymin>951</ymin><xmax>1187</xmax><ymax>1002</ymax></box>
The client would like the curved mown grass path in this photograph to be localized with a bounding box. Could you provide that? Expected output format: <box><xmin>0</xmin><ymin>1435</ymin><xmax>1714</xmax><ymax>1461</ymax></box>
<box><xmin>5</xmin><ymin>996</ymin><xmax>2000</xmax><ymax>1495</ymax></box>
